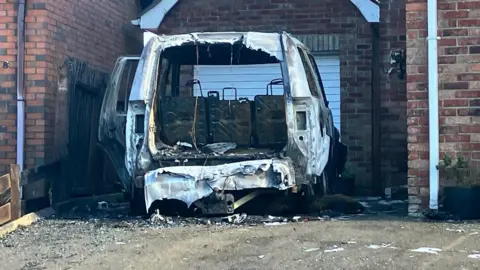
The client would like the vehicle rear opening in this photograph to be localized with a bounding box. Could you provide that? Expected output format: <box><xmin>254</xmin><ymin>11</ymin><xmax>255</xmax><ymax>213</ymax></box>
<box><xmin>152</xmin><ymin>42</ymin><xmax>288</xmax><ymax>166</ymax></box>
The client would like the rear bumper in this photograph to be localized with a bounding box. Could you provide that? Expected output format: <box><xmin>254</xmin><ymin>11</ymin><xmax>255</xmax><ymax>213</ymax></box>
<box><xmin>143</xmin><ymin>158</ymin><xmax>296</xmax><ymax>212</ymax></box>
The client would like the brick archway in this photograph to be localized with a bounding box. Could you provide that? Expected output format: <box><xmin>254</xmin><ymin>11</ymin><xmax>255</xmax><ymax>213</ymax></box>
<box><xmin>133</xmin><ymin>0</ymin><xmax>379</xmax><ymax>30</ymax></box>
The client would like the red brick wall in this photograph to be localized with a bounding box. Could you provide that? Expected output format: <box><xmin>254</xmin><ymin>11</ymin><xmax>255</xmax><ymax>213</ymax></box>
<box><xmin>0</xmin><ymin>0</ymin><xmax>17</xmax><ymax>174</ymax></box>
<box><xmin>406</xmin><ymin>0</ymin><xmax>480</xmax><ymax>214</ymax></box>
<box><xmin>158</xmin><ymin>0</ymin><xmax>376</xmax><ymax>192</ymax></box>
<box><xmin>42</xmin><ymin>0</ymin><xmax>142</xmax><ymax>162</ymax></box>
<box><xmin>380</xmin><ymin>0</ymin><xmax>408</xmax><ymax>190</ymax></box>
<box><xmin>0</xmin><ymin>0</ymin><xmax>141</xmax><ymax>173</ymax></box>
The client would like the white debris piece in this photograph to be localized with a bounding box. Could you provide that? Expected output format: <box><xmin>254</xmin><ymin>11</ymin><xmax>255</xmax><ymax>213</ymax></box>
<box><xmin>224</xmin><ymin>213</ymin><xmax>247</xmax><ymax>224</ymax></box>
<box><xmin>324</xmin><ymin>247</ymin><xmax>344</xmax><ymax>253</ymax></box>
<box><xmin>359</xmin><ymin>201</ymin><xmax>370</xmax><ymax>208</ymax></box>
<box><xmin>410</xmin><ymin>247</ymin><xmax>442</xmax><ymax>254</ymax></box>
<box><xmin>303</xmin><ymin>247</ymin><xmax>320</xmax><ymax>252</ymax></box>
<box><xmin>176</xmin><ymin>141</ymin><xmax>193</xmax><ymax>148</ymax></box>
<box><xmin>150</xmin><ymin>209</ymin><xmax>165</xmax><ymax>223</ymax></box>
<box><xmin>97</xmin><ymin>201</ymin><xmax>108</xmax><ymax>210</ymax></box>
<box><xmin>367</xmin><ymin>244</ymin><xmax>397</xmax><ymax>249</ymax></box>
<box><xmin>468</xmin><ymin>254</ymin><xmax>480</xmax><ymax>259</ymax></box>
<box><xmin>446</xmin><ymin>228</ymin><xmax>465</xmax><ymax>233</ymax></box>
<box><xmin>258</xmin><ymin>255</ymin><xmax>265</xmax><ymax>259</ymax></box>
<box><xmin>264</xmin><ymin>222</ymin><xmax>288</xmax><ymax>226</ymax></box>
<box><xmin>292</xmin><ymin>216</ymin><xmax>301</xmax><ymax>222</ymax></box>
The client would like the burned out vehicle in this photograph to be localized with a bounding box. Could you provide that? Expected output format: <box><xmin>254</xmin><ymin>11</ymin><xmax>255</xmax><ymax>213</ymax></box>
<box><xmin>99</xmin><ymin>32</ymin><xmax>347</xmax><ymax>215</ymax></box>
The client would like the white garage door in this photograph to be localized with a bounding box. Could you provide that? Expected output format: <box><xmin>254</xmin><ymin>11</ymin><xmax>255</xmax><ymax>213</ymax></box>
<box><xmin>316</xmin><ymin>56</ymin><xmax>341</xmax><ymax>130</ymax></box>
<box><xmin>194</xmin><ymin>55</ymin><xmax>341</xmax><ymax>130</ymax></box>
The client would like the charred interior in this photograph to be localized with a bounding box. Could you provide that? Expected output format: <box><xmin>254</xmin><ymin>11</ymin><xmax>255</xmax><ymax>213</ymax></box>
<box><xmin>152</xmin><ymin>42</ymin><xmax>289</xmax><ymax>166</ymax></box>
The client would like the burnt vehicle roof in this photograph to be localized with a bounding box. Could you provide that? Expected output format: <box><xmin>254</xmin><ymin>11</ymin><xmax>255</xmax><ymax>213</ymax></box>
<box><xmin>153</xmin><ymin>31</ymin><xmax>309</xmax><ymax>54</ymax></box>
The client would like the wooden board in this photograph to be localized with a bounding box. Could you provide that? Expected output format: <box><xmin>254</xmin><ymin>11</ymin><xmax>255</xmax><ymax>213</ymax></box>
<box><xmin>0</xmin><ymin>174</ymin><xmax>10</xmax><ymax>195</ymax></box>
<box><xmin>0</xmin><ymin>203</ymin><xmax>11</xmax><ymax>226</ymax></box>
<box><xmin>9</xmin><ymin>165</ymin><xmax>20</xmax><ymax>220</ymax></box>
<box><xmin>0</xmin><ymin>207</ymin><xmax>55</xmax><ymax>238</ymax></box>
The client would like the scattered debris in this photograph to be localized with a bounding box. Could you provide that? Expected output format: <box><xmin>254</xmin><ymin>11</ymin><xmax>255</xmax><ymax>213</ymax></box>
<box><xmin>176</xmin><ymin>141</ymin><xmax>193</xmax><ymax>149</ymax></box>
<box><xmin>410</xmin><ymin>247</ymin><xmax>442</xmax><ymax>254</ymax></box>
<box><xmin>308</xmin><ymin>194</ymin><xmax>365</xmax><ymax>215</ymax></box>
<box><xmin>150</xmin><ymin>209</ymin><xmax>165</xmax><ymax>223</ymax></box>
<box><xmin>292</xmin><ymin>216</ymin><xmax>301</xmax><ymax>222</ymax></box>
<box><xmin>263</xmin><ymin>215</ymin><xmax>288</xmax><ymax>226</ymax></box>
<box><xmin>423</xmin><ymin>209</ymin><xmax>453</xmax><ymax>220</ymax></box>
<box><xmin>303</xmin><ymin>247</ymin><xmax>320</xmax><ymax>252</ymax></box>
<box><xmin>224</xmin><ymin>213</ymin><xmax>247</xmax><ymax>224</ymax></box>
<box><xmin>359</xmin><ymin>201</ymin><xmax>370</xmax><ymax>208</ymax></box>
<box><xmin>202</xmin><ymin>142</ymin><xmax>237</xmax><ymax>155</ymax></box>
<box><xmin>469</xmin><ymin>232</ymin><xmax>479</xmax><ymax>236</ymax></box>
<box><xmin>97</xmin><ymin>201</ymin><xmax>108</xmax><ymax>210</ymax></box>
<box><xmin>356</xmin><ymin>197</ymin><xmax>382</xmax><ymax>201</ymax></box>
<box><xmin>267</xmin><ymin>215</ymin><xmax>287</xmax><ymax>222</ymax></box>
<box><xmin>377</xmin><ymin>200</ymin><xmax>406</xmax><ymax>205</ymax></box>
<box><xmin>258</xmin><ymin>255</ymin><xmax>265</xmax><ymax>259</ymax></box>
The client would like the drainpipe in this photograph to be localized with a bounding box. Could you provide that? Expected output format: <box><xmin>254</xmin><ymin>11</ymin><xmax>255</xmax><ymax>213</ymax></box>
<box><xmin>427</xmin><ymin>0</ymin><xmax>439</xmax><ymax>209</ymax></box>
<box><xmin>17</xmin><ymin>0</ymin><xmax>26</xmax><ymax>172</ymax></box>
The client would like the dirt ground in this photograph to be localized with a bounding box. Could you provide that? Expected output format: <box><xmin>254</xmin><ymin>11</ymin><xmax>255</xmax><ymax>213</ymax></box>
<box><xmin>1</xmin><ymin>213</ymin><xmax>479</xmax><ymax>270</ymax></box>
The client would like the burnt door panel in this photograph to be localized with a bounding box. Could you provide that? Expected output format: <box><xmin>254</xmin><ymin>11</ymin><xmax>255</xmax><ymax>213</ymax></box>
<box><xmin>160</xmin><ymin>97</ymin><xmax>208</xmax><ymax>146</ymax></box>
<box><xmin>254</xmin><ymin>95</ymin><xmax>287</xmax><ymax>146</ymax></box>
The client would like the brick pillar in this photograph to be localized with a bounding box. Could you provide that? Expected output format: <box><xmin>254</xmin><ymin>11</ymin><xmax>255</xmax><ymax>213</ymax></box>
<box><xmin>379</xmin><ymin>0</ymin><xmax>408</xmax><ymax>190</ymax></box>
<box><xmin>0</xmin><ymin>1</ymin><xmax>18</xmax><ymax>174</ymax></box>
<box><xmin>24</xmin><ymin>1</ymin><xmax>52</xmax><ymax>167</ymax></box>
<box><xmin>406</xmin><ymin>0</ymin><xmax>480</xmax><ymax>215</ymax></box>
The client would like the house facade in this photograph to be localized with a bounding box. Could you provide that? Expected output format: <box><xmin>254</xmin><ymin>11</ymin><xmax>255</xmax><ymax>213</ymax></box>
<box><xmin>5</xmin><ymin>0</ymin><xmax>477</xmax><ymax>215</ymax></box>
<box><xmin>0</xmin><ymin>0</ymin><xmax>142</xmax><ymax>174</ymax></box>
<box><xmin>134</xmin><ymin>0</ymin><xmax>409</xmax><ymax>196</ymax></box>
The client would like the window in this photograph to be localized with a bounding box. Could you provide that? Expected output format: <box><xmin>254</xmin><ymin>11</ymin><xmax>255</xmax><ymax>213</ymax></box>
<box><xmin>157</xmin><ymin>57</ymin><xmax>173</xmax><ymax>97</ymax></box>
<box><xmin>297</xmin><ymin>48</ymin><xmax>320</xmax><ymax>97</ymax></box>
<box><xmin>117</xmin><ymin>60</ymin><xmax>139</xmax><ymax>113</ymax></box>
<box><xmin>307</xmin><ymin>54</ymin><xmax>329</xmax><ymax>107</ymax></box>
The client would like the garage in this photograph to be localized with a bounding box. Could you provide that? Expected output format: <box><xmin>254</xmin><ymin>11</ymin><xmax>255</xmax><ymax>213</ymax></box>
<box><xmin>193</xmin><ymin>54</ymin><xmax>341</xmax><ymax>130</ymax></box>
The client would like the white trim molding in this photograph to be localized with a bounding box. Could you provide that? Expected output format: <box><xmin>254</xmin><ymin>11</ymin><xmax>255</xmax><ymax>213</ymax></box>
<box><xmin>350</xmin><ymin>0</ymin><xmax>380</xmax><ymax>23</ymax></box>
<box><xmin>137</xmin><ymin>0</ymin><xmax>179</xmax><ymax>30</ymax></box>
<box><xmin>134</xmin><ymin>0</ymin><xmax>379</xmax><ymax>30</ymax></box>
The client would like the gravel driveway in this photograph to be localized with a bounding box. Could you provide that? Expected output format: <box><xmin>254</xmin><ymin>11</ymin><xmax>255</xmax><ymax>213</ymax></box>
<box><xmin>1</xmin><ymin>213</ymin><xmax>479</xmax><ymax>270</ymax></box>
